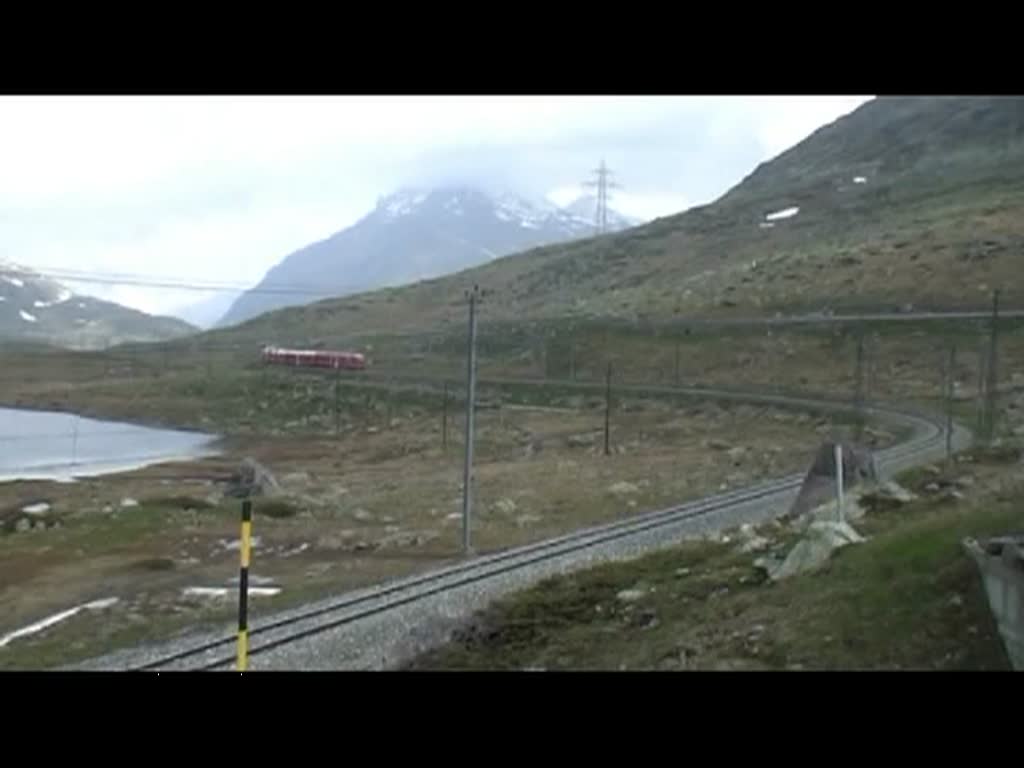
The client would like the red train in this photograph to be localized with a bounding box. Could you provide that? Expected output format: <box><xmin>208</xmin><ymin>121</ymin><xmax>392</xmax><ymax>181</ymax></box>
<box><xmin>261</xmin><ymin>346</ymin><xmax>366</xmax><ymax>371</ymax></box>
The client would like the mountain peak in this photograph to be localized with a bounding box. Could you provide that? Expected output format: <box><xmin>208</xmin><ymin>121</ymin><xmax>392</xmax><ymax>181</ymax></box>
<box><xmin>376</xmin><ymin>188</ymin><xmax>431</xmax><ymax>218</ymax></box>
<box><xmin>372</xmin><ymin>184</ymin><xmax>584</xmax><ymax>229</ymax></box>
<box><xmin>1</xmin><ymin>259</ymin><xmax>194</xmax><ymax>348</ymax></box>
<box><xmin>218</xmin><ymin>183</ymin><xmax>603</xmax><ymax>327</ymax></box>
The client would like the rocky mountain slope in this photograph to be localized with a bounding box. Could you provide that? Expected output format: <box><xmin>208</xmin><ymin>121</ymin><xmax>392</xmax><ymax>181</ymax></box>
<box><xmin>0</xmin><ymin>261</ymin><xmax>196</xmax><ymax>349</ymax></box>
<box><xmin>202</xmin><ymin>96</ymin><xmax>1024</xmax><ymax>346</ymax></box>
<box><xmin>217</xmin><ymin>186</ymin><xmax>639</xmax><ymax>328</ymax></box>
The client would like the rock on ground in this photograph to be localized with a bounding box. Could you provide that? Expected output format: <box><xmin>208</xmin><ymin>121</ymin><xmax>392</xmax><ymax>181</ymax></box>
<box><xmin>608</xmin><ymin>481</ymin><xmax>640</xmax><ymax>496</ymax></box>
<box><xmin>876</xmin><ymin>481</ymin><xmax>916</xmax><ymax>503</ymax></box>
<box><xmin>788</xmin><ymin>440</ymin><xmax>877</xmax><ymax>519</ymax></box>
<box><xmin>226</xmin><ymin>458</ymin><xmax>281</xmax><ymax>498</ymax></box>
<box><xmin>616</xmin><ymin>589</ymin><xmax>646</xmax><ymax>603</ymax></box>
<box><xmin>352</xmin><ymin>508</ymin><xmax>374</xmax><ymax>523</ymax></box>
<box><xmin>737</xmin><ymin>524</ymin><xmax>772</xmax><ymax>553</ymax></box>
<box><xmin>797</xmin><ymin>492</ymin><xmax>868</xmax><ymax>528</ymax></box>
<box><xmin>767</xmin><ymin>521</ymin><xmax>866</xmax><ymax>581</ymax></box>
<box><xmin>856</xmin><ymin>480</ymin><xmax>918</xmax><ymax>510</ymax></box>
<box><xmin>567</xmin><ymin>433</ymin><xmax>597</xmax><ymax>448</ymax></box>
<box><xmin>491</xmin><ymin>498</ymin><xmax>517</xmax><ymax>515</ymax></box>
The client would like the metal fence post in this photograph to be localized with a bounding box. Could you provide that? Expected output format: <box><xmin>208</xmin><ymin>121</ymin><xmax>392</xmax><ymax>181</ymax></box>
<box><xmin>334</xmin><ymin>363</ymin><xmax>341</xmax><ymax>435</ymax></box>
<box><xmin>946</xmin><ymin>343</ymin><xmax>956</xmax><ymax>464</ymax></box>
<box><xmin>834</xmin><ymin>443</ymin><xmax>844</xmax><ymax>524</ymax></box>
<box><xmin>604</xmin><ymin>361</ymin><xmax>613</xmax><ymax>456</ymax></box>
<box><xmin>462</xmin><ymin>287</ymin><xmax>480</xmax><ymax>555</ymax></box>
<box><xmin>442</xmin><ymin>382</ymin><xmax>448</xmax><ymax>450</ymax></box>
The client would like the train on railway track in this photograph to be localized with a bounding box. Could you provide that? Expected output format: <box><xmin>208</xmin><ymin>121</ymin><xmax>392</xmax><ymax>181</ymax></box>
<box><xmin>261</xmin><ymin>345</ymin><xmax>367</xmax><ymax>371</ymax></box>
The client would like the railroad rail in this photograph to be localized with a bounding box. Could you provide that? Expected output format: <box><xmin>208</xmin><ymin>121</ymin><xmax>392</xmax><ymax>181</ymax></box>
<box><xmin>76</xmin><ymin>383</ymin><xmax>969</xmax><ymax>671</ymax></box>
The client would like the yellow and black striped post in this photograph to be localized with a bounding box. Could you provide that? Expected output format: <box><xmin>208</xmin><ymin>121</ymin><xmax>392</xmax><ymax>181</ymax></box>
<box><xmin>237</xmin><ymin>499</ymin><xmax>253</xmax><ymax>672</ymax></box>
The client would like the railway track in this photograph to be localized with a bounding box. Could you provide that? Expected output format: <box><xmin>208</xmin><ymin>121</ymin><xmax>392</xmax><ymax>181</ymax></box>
<box><xmin>78</xmin><ymin>383</ymin><xmax>969</xmax><ymax>671</ymax></box>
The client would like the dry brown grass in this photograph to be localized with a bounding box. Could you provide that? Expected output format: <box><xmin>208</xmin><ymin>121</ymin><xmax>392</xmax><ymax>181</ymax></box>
<box><xmin>0</xmin><ymin>397</ymin><xmax>852</xmax><ymax>669</ymax></box>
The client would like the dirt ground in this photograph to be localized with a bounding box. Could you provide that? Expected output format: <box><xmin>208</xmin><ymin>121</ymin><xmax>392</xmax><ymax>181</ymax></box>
<box><xmin>0</xmin><ymin>397</ymin><xmax>882</xmax><ymax>669</ymax></box>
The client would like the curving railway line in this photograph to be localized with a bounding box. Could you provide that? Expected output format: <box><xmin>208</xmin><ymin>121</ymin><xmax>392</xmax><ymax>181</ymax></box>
<box><xmin>73</xmin><ymin>380</ymin><xmax>972</xmax><ymax>671</ymax></box>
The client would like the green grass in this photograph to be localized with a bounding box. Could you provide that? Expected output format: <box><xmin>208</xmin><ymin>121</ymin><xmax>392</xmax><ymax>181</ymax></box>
<box><xmin>145</xmin><ymin>495</ymin><xmax>216</xmax><ymax>511</ymax></box>
<box><xmin>407</xmin><ymin>453</ymin><xmax>1020</xmax><ymax>671</ymax></box>
<box><xmin>129</xmin><ymin>557</ymin><xmax>177</xmax><ymax>572</ymax></box>
<box><xmin>253</xmin><ymin>499</ymin><xmax>299</xmax><ymax>519</ymax></box>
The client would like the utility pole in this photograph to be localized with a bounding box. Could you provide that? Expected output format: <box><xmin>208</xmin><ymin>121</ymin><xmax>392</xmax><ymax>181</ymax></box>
<box><xmin>983</xmin><ymin>289</ymin><xmax>1001</xmax><ymax>442</ymax></box>
<box><xmin>866</xmin><ymin>334</ymin><xmax>876</xmax><ymax>403</ymax></box>
<box><xmin>604</xmin><ymin>361</ymin><xmax>613</xmax><ymax>456</ymax></box>
<box><xmin>461</xmin><ymin>285</ymin><xmax>485</xmax><ymax>556</ymax></box>
<box><xmin>442</xmin><ymin>382</ymin><xmax>448</xmax><ymax>450</ymax></box>
<box><xmin>834</xmin><ymin>443</ymin><xmax>845</xmax><ymax>524</ymax></box>
<box><xmin>854</xmin><ymin>327</ymin><xmax>865</xmax><ymax>440</ymax></box>
<box><xmin>334</xmin><ymin>363</ymin><xmax>341</xmax><ymax>435</ymax></box>
<box><xmin>945</xmin><ymin>343</ymin><xmax>956</xmax><ymax>464</ymax></box>
<box><xmin>977</xmin><ymin>334</ymin><xmax>989</xmax><ymax>438</ymax></box>
<box><xmin>583</xmin><ymin>159</ymin><xmax>622</xmax><ymax>235</ymax></box>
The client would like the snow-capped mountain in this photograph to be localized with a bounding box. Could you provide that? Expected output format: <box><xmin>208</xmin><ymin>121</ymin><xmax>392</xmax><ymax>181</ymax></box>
<box><xmin>217</xmin><ymin>185</ymin><xmax>608</xmax><ymax>327</ymax></box>
<box><xmin>0</xmin><ymin>259</ymin><xmax>196</xmax><ymax>349</ymax></box>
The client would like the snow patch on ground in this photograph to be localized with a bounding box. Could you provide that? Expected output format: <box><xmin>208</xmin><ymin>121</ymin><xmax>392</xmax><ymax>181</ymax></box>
<box><xmin>380</xmin><ymin>190</ymin><xmax>428</xmax><ymax>218</ymax></box>
<box><xmin>218</xmin><ymin>536</ymin><xmax>263</xmax><ymax>551</ymax></box>
<box><xmin>0</xmin><ymin>598</ymin><xmax>119</xmax><ymax>649</ymax></box>
<box><xmin>33</xmin><ymin>289</ymin><xmax>73</xmax><ymax>309</ymax></box>
<box><xmin>494</xmin><ymin>192</ymin><xmax>554</xmax><ymax>230</ymax></box>
<box><xmin>19</xmin><ymin>310</ymin><xmax>37</xmax><ymax>323</ymax></box>
<box><xmin>281</xmin><ymin>543</ymin><xmax>310</xmax><ymax>557</ymax></box>
<box><xmin>3</xmin><ymin>275</ymin><xmax>25</xmax><ymax>288</ymax></box>
<box><xmin>765</xmin><ymin>206</ymin><xmax>799</xmax><ymax>221</ymax></box>
<box><xmin>183</xmin><ymin>586</ymin><xmax>282</xmax><ymax>599</ymax></box>
<box><xmin>853</xmin><ymin>176</ymin><xmax>867</xmax><ymax>184</ymax></box>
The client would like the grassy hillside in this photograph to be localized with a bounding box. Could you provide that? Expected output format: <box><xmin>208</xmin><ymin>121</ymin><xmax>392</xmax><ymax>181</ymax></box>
<box><xmin>201</xmin><ymin>96</ymin><xmax>1024</xmax><ymax>349</ymax></box>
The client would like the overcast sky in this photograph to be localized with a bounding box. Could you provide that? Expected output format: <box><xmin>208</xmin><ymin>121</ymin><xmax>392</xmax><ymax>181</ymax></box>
<box><xmin>0</xmin><ymin>95</ymin><xmax>871</xmax><ymax>320</ymax></box>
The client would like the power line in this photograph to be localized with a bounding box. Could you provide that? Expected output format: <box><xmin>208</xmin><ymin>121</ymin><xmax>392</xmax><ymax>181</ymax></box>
<box><xmin>2</xmin><ymin>265</ymin><xmax>341</xmax><ymax>298</ymax></box>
